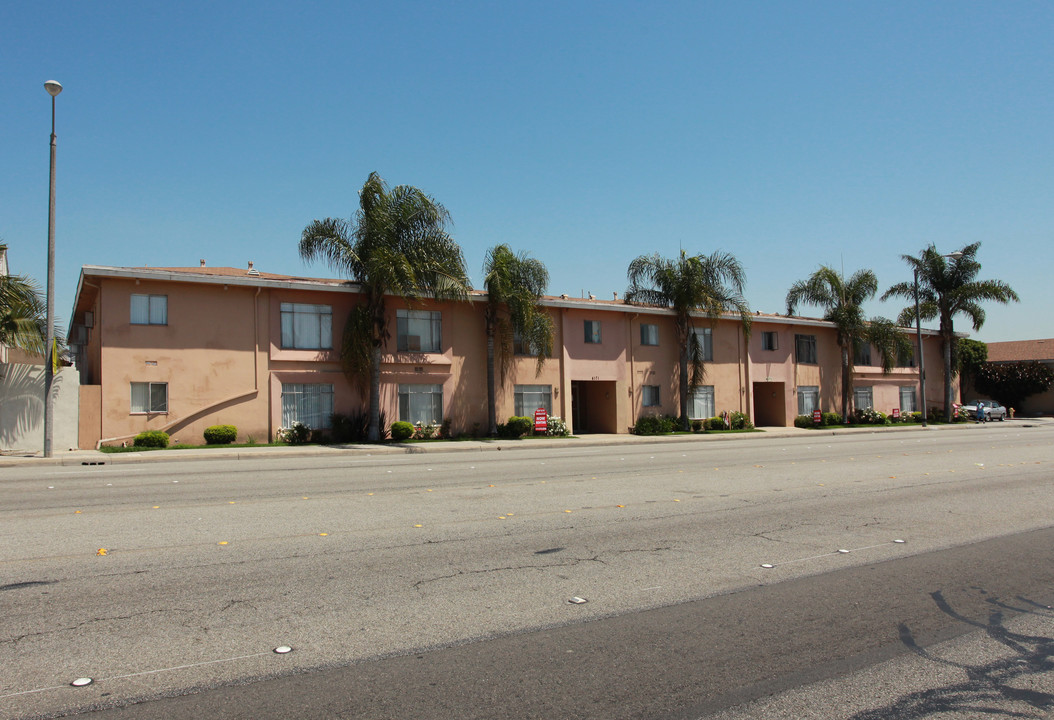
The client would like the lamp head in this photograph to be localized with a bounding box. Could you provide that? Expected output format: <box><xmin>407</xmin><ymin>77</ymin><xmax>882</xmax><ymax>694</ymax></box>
<box><xmin>44</xmin><ymin>80</ymin><xmax>63</xmax><ymax>97</ymax></box>
<box><xmin>947</xmin><ymin>251</ymin><xmax>964</xmax><ymax>261</ymax></box>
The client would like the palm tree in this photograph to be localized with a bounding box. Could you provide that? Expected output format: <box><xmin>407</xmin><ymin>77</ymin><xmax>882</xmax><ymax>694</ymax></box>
<box><xmin>0</xmin><ymin>242</ymin><xmax>48</xmax><ymax>355</ymax></box>
<box><xmin>882</xmin><ymin>243</ymin><xmax>1018</xmax><ymax>420</ymax></box>
<box><xmin>625</xmin><ymin>250</ymin><xmax>751</xmax><ymax>431</ymax></box>
<box><xmin>482</xmin><ymin>244</ymin><xmax>554</xmax><ymax>436</ymax></box>
<box><xmin>786</xmin><ymin>266</ymin><xmax>911</xmax><ymax>423</ymax></box>
<box><xmin>299</xmin><ymin>172</ymin><xmax>471</xmax><ymax>441</ymax></box>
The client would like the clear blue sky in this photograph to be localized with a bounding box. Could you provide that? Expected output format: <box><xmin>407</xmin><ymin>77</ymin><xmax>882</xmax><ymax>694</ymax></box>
<box><xmin>3</xmin><ymin>1</ymin><xmax>1051</xmax><ymax>343</ymax></box>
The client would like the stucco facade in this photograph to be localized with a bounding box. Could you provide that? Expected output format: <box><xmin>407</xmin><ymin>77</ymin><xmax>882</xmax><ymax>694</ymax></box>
<box><xmin>67</xmin><ymin>264</ymin><xmax>953</xmax><ymax>447</ymax></box>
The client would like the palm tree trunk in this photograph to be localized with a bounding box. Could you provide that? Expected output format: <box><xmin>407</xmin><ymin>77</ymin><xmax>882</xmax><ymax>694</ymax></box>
<box><xmin>841</xmin><ymin>345</ymin><xmax>851</xmax><ymax>424</ymax></box>
<box><xmin>679</xmin><ymin>342</ymin><xmax>690</xmax><ymax>432</ymax></box>
<box><xmin>368</xmin><ymin>342</ymin><xmax>382</xmax><ymax>442</ymax></box>
<box><xmin>486</xmin><ymin>321</ymin><xmax>497</xmax><ymax>437</ymax></box>
<box><xmin>943</xmin><ymin>331</ymin><xmax>954</xmax><ymax>421</ymax></box>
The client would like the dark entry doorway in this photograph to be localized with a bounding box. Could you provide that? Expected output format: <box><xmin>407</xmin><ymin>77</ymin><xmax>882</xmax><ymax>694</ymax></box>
<box><xmin>570</xmin><ymin>380</ymin><xmax>618</xmax><ymax>434</ymax></box>
<box><xmin>752</xmin><ymin>381</ymin><xmax>787</xmax><ymax>427</ymax></box>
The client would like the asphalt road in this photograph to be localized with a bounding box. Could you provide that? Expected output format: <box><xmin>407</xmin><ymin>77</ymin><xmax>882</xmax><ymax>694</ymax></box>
<box><xmin>3</xmin><ymin>423</ymin><xmax>1053</xmax><ymax>719</ymax></box>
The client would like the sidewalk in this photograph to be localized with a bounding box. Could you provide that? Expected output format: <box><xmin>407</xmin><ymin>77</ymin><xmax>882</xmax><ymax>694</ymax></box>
<box><xmin>6</xmin><ymin>418</ymin><xmax>1045</xmax><ymax>468</ymax></box>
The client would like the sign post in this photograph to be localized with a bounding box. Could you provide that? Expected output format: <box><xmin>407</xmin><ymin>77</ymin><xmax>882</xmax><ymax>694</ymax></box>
<box><xmin>534</xmin><ymin>408</ymin><xmax>548</xmax><ymax>434</ymax></box>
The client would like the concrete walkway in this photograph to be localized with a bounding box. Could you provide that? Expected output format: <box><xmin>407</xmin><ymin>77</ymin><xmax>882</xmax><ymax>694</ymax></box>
<box><xmin>4</xmin><ymin>418</ymin><xmax>1046</xmax><ymax>468</ymax></box>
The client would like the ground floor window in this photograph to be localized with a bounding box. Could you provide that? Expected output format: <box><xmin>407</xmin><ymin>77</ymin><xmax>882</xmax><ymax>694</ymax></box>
<box><xmin>853</xmin><ymin>386</ymin><xmax>873</xmax><ymax>411</ymax></box>
<box><xmin>399</xmin><ymin>384</ymin><xmax>443</xmax><ymax>425</ymax></box>
<box><xmin>642</xmin><ymin>385</ymin><xmax>661</xmax><ymax>407</ymax></box>
<box><xmin>797</xmin><ymin>386</ymin><xmax>820</xmax><ymax>416</ymax></box>
<box><xmin>688</xmin><ymin>386</ymin><xmax>715</xmax><ymax>419</ymax></box>
<box><xmin>514</xmin><ymin>384</ymin><xmax>552</xmax><ymax>417</ymax></box>
<box><xmin>281</xmin><ymin>383</ymin><xmax>334</xmax><ymax>429</ymax></box>
<box><xmin>131</xmin><ymin>382</ymin><xmax>168</xmax><ymax>414</ymax></box>
<box><xmin>899</xmin><ymin>386</ymin><xmax>917</xmax><ymax>413</ymax></box>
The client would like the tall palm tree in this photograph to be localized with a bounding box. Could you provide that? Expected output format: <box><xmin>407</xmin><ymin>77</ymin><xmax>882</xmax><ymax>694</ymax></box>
<box><xmin>299</xmin><ymin>172</ymin><xmax>471</xmax><ymax>441</ymax></box>
<box><xmin>483</xmin><ymin>244</ymin><xmax>554</xmax><ymax>436</ymax></box>
<box><xmin>0</xmin><ymin>242</ymin><xmax>48</xmax><ymax>355</ymax></box>
<box><xmin>882</xmin><ymin>243</ymin><xmax>1018</xmax><ymax>420</ymax></box>
<box><xmin>625</xmin><ymin>250</ymin><xmax>751</xmax><ymax>431</ymax></box>
<box><xmin>786</xmin><ymin>266</ymin><xmax>911</xmax><ymax>423</ymax></box>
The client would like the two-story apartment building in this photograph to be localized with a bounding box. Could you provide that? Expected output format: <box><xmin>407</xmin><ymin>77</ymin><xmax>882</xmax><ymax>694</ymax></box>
<box><xmin>68</xmin><ymin>262</ymin><xmax>951</xmax><ymax>448</ymax></box>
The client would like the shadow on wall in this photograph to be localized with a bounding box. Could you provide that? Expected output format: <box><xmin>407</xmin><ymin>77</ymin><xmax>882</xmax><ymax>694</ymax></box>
<box><xmin>0</xmin><ymin>363</ymin><xmax>43</xmax><ymax>451</ymax></box>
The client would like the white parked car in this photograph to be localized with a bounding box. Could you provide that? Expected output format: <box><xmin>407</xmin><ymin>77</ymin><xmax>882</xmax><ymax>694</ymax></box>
<box><xmin>962</xmin><ymin>400</ymin><xmax>1007</xmax><ymax>421</ymax></box>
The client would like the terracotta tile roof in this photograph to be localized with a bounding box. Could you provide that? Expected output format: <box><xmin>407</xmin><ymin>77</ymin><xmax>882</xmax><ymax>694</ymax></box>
<box><xmin>985</xmin><ymin>339</ymin><xmax>1054</xmax><ymax>363</ymax></box>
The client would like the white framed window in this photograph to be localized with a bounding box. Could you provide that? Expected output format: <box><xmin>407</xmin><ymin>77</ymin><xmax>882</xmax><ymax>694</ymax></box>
<box><xmin>131</xmin><ymin>294</ymin><xmax>167</xmax><ymax>325</ymax></box>
<box><xmin>584</xmin><ymin>320</ymin><xmax>602</xmax><ymax>344</ymax></box>
<box><xmin>514</xmin><ymin>384</ymin><xmax>552</xmax><ymax>416</ymax></box>
<box><xmin>795</xmin><ymin>334</ymin><xmax>818</xmax><ymax>364</ymax></box>
<box><xmin>797</xmin><ymin>386</ymin><xmax>820</xmax><ymax>416</ymax></box>
<box><xmin>131</xmin><ymin>382</ymin><xmax>168</xmax><ymax>414</ymax></box>
<box><xmin>640</xmin><ymin>324</ymin><xmax>659</xmax><ymax>346</ymax></box>
<box><xmin>899</xmin><ymin>386</ymin><xmax>917</xmax><ymax>413</ymax></box>
<box><xmin>689</xmin><ymin>385</ymin><xmax>715</xmax><ymax>419</ymax></box>
<box><xmin>762</xmin><ymin>331</ymin><xmax>779</xmax><ymax>351</ymax></box>
<box><xmin>642</xmin><ymin>385</ymin><xmax>661</xmax><ymax>407</ymax></box>
<box><xmin>399</xmin><ymin>384</ymin><xmax>443</xmax><ymax>425</ymax></box>
<box><xmin>853</xmin><ymin>386</ymin><xmax>874</xmax><ymax>411</ymax></box>
<box><xmin>281</xmin><ymin>383</ymin><xmax>334</xmax><ymax>429</ymax></box>
<box><xmin>691</xmin><ymin>327</ymin><xmax>713</xmax><ymax>361</ymax></box>
<box><xmin>397</xmin><ymin>310</ymin><xmax>442</xmax><ymax>353</ymax></box>
<box><xmin>280</xmin><ymin>303</ymin><xmax>333</xmax><ymax>350</ymax></box>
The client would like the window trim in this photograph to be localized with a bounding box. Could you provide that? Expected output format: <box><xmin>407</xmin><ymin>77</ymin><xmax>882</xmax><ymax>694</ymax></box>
<box><xmin>280</xmin><ymin>302</ymin><xmax>333</xmax><ymax>351</ymax></box>
<box><xmin>795</xmin><ymin>334</ymin><xmax>818</xmax><ymax>365</ymax></box>
<box><xmin>397</xmin><ymin>309</ymin><xmax>443</xmax><ymax>353</ymax></box>
<box><xmin>398</xmin><ymin>383</ymin><xmax>444</xmax><ymax>425</ymax></box>
<box><xmin>640</xmin><ymin>323</ymin><xmax>659</xmax><ymax>347</ymax></box>
<box><xmin>130</xmin><ymin>381</ymin><xmax>168</xmax><ymax>414</ymax></box>
<box><xmin>514</xmin><ymin>384</ymin><xmax>553</xmax><ymax>417</ymax></box>
<box><xmin>688</xmin><ymin>385</ymin><xmax>715</xmax><ymax>419</ymax></box>
<box><xmin>280</xmin><ymin>382</ymin><xmax>335</xmax><ymax>429</ymax></box>
<box><xmin>130</xmin><ymin>294</ymin><xmax>168</xmax><ymax>326</ymax></box>
<box><xmin>691</xmin><ymin>327</ymin><xmax>713</xmax><ymax>362</ymax></box>
<box><xmin>642</xmin><ymin>385</ymin><xmax>661</xmax><ymax>407</ymax></box>
<box><xmin>584</xmin><ymin>320</ymin><xmax>602</xmax><ymax>344</ymax></box>
<box><xmin>797</xmin><ymin>385</ymin><xmax>820</xmax><ymax>416</ymax></box>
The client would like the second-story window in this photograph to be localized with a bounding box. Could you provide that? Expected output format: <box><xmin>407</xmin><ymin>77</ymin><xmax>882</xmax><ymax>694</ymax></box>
<box><xmin>854</xmin><ymin>343</ymin><xmax>873</xmax><ymax>366</ymax></box>
<box><xmin>795</xmin><ymin>334</ymin><xmax>818</xmax><ymax>364</ymax></box>
<box><xmin>397</xmin><ymin>310</ymin><xmax>442</xmax><ymax>352</ymax></box>
<box><xmin>131</xmin><ymin>294</ymin><xmax>167</xmax><ymax>325</ymax></box>
<box><xmin>691</xmin><ymin>327</ymin><xmax>713</xmax><ymax>361</ymax></box>
<box><xmin>584</xmin><ymin>320</ymin><xmax>602</xmax><ymax>344</ymax></box>
<box><xmin>280</xmin><ymin>303</ymin><xmax>333</xmax><ymax>350</ymax></box>
<box><xmin>762</xmin><ymin>331</ymin><xmax>779</xmax><ymax>350</ymax></box>
<box><xmin>640</xmin><ymin>323</ymin><xmax>659</xmax><ymax>346</ymax></box>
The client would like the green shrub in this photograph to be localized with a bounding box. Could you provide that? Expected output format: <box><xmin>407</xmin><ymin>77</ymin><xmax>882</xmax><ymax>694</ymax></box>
<box><xmin>633</xmin><ymin>415</ymin><xmax>677</xmax><ymax>435</ymax></box>
<box><xmin>133</xmin><ymin>430</ymin><xmax>169</xmax><ymax>448</ymax></box>
<box><xmin>390</xmin><ymin>421</ymin><xmax>414</xmax><ymax>441</ymax></box>
<box><xmin>441</xmin><ymin>418</ymin><xmax>452</xmax><ymax>438</ymax></box>
<box><xmin>729</xmin><ymin>411</ymin><xmax>753</xmax><ymax>430</ymax></box>
<box><xmin>852</xmin><ymin>407</ymin><xmax>888</xmax><ymax>425</ymax></box>
<box><xmin>204</xmin><ymin>425</ymin><xmax>237</xmax><ymax>445</ymax></box>
<box><xmin>691</xmin><ymin>419</ymin><xmax>705</xmax><ymax>433</ymax></box>
<box><xmin>821</xmin><ymin>412</ymin><xmax>843</xmax><ymax>427</ymax></box>
<box><xmin>794</xmin><ymin>414</ymin><xmax>813</xmax><ymax>428</ymax></box>
<box><xmin>499</xmin><ymin>416</ymin><xmax>533</xmax><ymax>438</ymax></box>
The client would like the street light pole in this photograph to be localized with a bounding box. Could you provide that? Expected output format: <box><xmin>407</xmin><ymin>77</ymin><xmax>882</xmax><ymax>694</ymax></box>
<box><xmin>44</xmin><ymin>79</ymin><xmax>62</xmax><ymax>458</ymax></box>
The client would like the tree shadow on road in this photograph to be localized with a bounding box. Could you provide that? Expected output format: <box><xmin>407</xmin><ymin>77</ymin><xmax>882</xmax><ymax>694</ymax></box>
<box><xmin>848</xmin><ymin>591</ymin><xmax>1054</xmax><ymax>719</ymax></box>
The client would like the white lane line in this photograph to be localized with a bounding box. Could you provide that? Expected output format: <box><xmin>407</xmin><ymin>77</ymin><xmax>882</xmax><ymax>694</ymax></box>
<box><xmin>0</xmin><ymin>650</ymin><xmax>277</xmax><ymax>700</ymax></box>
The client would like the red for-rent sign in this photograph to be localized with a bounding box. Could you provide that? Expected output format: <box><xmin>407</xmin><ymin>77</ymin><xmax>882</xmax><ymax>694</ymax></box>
<box><xmin>534</xmin><ymin>408</ymin><xmax>548</xmax><ymax>433</ymax></box>
<box><xmin>813</xmin><ymin>409</ymin><xmax>821</xmax><ymax>424</ymax></box>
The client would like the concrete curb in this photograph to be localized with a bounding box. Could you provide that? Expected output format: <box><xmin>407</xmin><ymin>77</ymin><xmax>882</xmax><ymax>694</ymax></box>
<box><xmin>5</xmin><ymin>419</ymin><xmax>1046</xmax><ymax>468</ymax></box>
